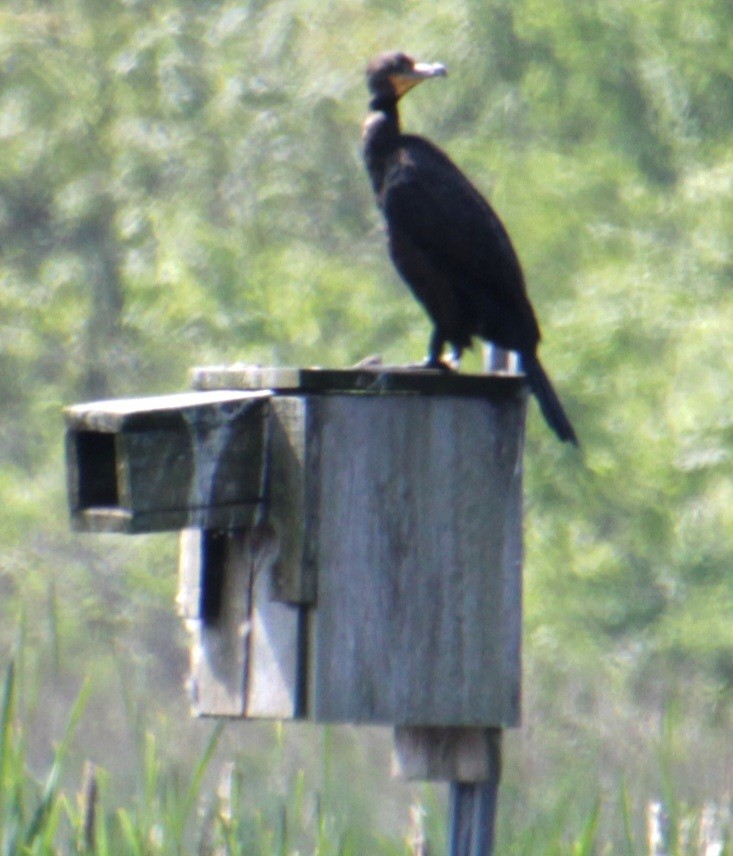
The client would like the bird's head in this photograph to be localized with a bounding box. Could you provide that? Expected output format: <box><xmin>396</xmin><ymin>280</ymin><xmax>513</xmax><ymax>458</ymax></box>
<box><xmin>366</xmin><ymin>52</ymin><xmax>447</xmax><ymax>103</ymax></box>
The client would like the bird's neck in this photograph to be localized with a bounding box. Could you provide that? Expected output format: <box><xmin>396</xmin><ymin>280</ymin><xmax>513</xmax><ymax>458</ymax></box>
<box><xmin>362</xmin><ymin>99</ymin><xmax>400</xmax><ymax>195</ymax></box>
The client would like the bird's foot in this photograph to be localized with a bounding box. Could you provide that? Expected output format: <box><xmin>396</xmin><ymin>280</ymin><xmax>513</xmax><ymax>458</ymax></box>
<box><xmin>421</xmin><ymin>355</ymin><xmax>457</xmax><ymax>373</ymax></box>
<box><xmin>397</xmin><ymin>358</ymin><xmax>448</xmax><ymax>372</ymax></box>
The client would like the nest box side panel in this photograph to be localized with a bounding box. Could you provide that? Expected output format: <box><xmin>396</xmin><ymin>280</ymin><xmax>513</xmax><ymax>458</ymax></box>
<box><xmin>178</xmin><ymin>526</ymin><xmax>302</xmax><ymax>719</ymax></box>
<box><xmin>309</xmin><ymin>393</ymin><xmax>524</xmax><ymax>727</ymax></box>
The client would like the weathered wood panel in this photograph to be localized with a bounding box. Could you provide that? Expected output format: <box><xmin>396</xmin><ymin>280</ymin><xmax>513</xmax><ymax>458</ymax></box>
<box><xmin>177</xmin><ymin>528</ymin><xmax>203</xmax><ymax>619</ymax></box>
<box><xmin>179</xmin><ymin>526</ymin><xmax>301</xmax><ymax>719</ymax></box>
<box><xmin>501</xmin><ymin>434</ymin><xmax>523</xmax><ymax>720</ymax></box>
<box><xmin>245</xmin><ymin>525</ymin><xmax>304</xmax><ymax>718</ymax></box>
<box><xmin>393</xmin><ymin>727</ymin><xmax>500</xmax><ymax>782</ymax></box>
<box><xmin>191</xmin><ymin>364</ymin><xmax>522</xmax><ymax>400</ymax></box>
<box><xmin>186</xmin><ymin>530</ymin><xmax>251</xmax><ymax>717</ymax></box>
<box><xmin>307</xmin><ymin>393</ymin><xmax>525</xmax><ymax>726</ymax></box>
<box><xmin>266</xmin><ymin>398</ymin><xmax>318</xmax><ymax>604</ymax></box>
<box><xmin>65</xmin><ymin>391</ymin><xmax>270</xmax><ymax>533</ymax></box>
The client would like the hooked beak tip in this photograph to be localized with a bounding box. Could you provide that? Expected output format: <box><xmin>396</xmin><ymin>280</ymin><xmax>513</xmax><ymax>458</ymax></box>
<box><xmin>414</xmin><ymin>61</ymin><xmax>448</xmax><ymax>79</ymax></box>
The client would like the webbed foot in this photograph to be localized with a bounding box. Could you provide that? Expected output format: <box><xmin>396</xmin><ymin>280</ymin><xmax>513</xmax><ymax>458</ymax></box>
<box><xmin>422</xmin><ymin>355</ymin><xmax>456</xmax><ymax>373</ymax></box>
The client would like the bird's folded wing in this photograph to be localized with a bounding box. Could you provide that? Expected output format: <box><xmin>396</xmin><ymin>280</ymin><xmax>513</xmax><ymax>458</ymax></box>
<box><xmin>383</xmin><ymin>164</ymin><xmax>527</xmax><ymax>312</ymax></box>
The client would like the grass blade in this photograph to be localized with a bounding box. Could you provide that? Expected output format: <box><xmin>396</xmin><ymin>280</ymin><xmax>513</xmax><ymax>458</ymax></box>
<box><xmin>23</xmin><ymin>677</ymin><xmax>91</xmax><ymax>847</ymax></box>
<box><xmin>620</xmin><ymin>779</ymin><xmax>637</xmax><ymax>856</ymax></box>
<box><xmin>573</xmin><ymin>798</ymin><xmax>601</xmax><ymax>856</ymax></box>
<box><xmin>171</xmin><ymin>721</ymin><xmax>224</xmax><ymax>845</ymax></box>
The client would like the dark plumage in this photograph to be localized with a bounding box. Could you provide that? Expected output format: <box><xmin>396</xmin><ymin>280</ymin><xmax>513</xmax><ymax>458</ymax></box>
<box><xmin>363</xmin><ymin>51</ymin><xmax>578</xmax><ymax>445</ymax></box>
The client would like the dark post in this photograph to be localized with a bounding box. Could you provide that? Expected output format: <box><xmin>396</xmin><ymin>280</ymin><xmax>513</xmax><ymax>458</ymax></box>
<box><xmin>448</xmin><ymin>729</ymin><xmax>502</xmax><ymax>856</ymax></box>
<box><xmin>442</xmin><ymin>344</ymin><xmax>519</xmax><ymax>856</ymax></box>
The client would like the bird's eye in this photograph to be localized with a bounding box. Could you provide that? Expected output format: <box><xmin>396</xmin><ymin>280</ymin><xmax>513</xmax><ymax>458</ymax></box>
<box><xmin>390</xmin><ymin>53</ymin><xmax>411</xmax><ymax>73</ymax></box>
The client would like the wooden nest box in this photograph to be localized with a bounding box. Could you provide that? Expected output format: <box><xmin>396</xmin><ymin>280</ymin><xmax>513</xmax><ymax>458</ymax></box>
<box><xmin>65</xmin><ymin>366</ymin><xmax>526</xmax><ymax>742</ymax></box>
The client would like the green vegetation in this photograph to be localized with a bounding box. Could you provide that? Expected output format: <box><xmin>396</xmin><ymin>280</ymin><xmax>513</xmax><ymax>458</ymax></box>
<box><xmin>1</xmin><ymin>0</ymin><xmax>732</xmax><ymax>851</ymax></box>
<box><xmin>0</xmin><ymin>656</ymin><xmax>408</xmax><ymax>854</ymax></box>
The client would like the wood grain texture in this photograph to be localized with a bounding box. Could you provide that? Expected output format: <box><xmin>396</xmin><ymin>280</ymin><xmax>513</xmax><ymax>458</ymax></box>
<box><xmin>187</xmin><ymin>530</ymin><xmax>251</xmax><ymax>717</ymax></box>
<box><xmin>64</xmin><ymin>390</ymin><xmax>268</xmax><ymax>431</ymax></box>
<box><xmin>246</xmin><ymin>525</ymin><xmax>302</xmax><ymax>718</ymax></box>
<box><xmin>266</xmin><ymin>398</ymin><xmax>317</xmax><ymax>604</ymax></box>
<box><xmin>179</xmin><ymin>526</ymin><xmax>302</xmax><ymax>719</ymax></box>
<box><xmin>307</xmin><ymin>393</ymin><xmax>525</xmax><ymax>726</ymax></box>
<box><xmin>177</xmin><ymin>528</ymin><xmax>203</xmax><ymax>619</ymax></box>
<box><xmin>65</xmin><ymin>391</ymin><xmax>270</xmax><ymax>533</ymax></box>
<box><xmin>500</xmin><ymin>434</ymin><xmax>523</xmax><ymax>721</ymax></box>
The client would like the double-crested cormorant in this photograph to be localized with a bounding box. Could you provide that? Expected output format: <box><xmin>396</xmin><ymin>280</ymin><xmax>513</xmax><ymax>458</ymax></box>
<box><xmin>363</xmin><ymin>51</ymin><xmax>578</xmax><ymax>445</ymax></box>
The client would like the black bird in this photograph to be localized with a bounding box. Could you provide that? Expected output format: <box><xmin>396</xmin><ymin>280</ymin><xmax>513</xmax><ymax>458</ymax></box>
<box><xmin>363</xmin><ymin>51</ymin><xmax>578</xmax><ymax>445</ymax></box>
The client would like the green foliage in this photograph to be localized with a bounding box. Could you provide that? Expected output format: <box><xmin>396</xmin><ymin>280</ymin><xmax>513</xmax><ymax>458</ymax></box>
<box><xmin>0</xmin><ymin>640</ymin><xmax>731</xmax><ymax>855</ymax></box>
<box><xmin>0</xmin><ymin>660</ymin><xmax>89</xmax><ymax>854</ymax></box>
<box><xmin>0</xmin><ymin>654</ymin><xmax>416</xmax><ymax>854</ymax></box>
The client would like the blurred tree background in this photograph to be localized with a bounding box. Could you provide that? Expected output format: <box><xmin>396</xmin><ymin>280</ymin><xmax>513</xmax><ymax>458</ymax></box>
<box><xmin>1</xmin><ymin>0</ymin><xmax>732</xmax><ymax>849</ymax></box>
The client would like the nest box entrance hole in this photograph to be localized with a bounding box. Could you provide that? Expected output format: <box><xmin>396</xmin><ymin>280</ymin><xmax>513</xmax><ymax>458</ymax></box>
<box><xmin>74</xmin><ymin>431</ymin><xmax>119</xmax><ymax>509</ymax></box>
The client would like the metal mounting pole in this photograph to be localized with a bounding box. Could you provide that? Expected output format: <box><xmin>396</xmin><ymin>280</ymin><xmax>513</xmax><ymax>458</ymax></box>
<box><xmin>448</xmin><ymin>728</ymin><xmax>502</xmax><ymax>856</ymax></box>
<box><xmin>445</xmin><ymin>344</ymin><xmax>515</xmax><ymax>856</ymax></box>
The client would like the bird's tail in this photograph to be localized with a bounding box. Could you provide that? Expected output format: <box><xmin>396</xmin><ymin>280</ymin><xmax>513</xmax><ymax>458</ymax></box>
<box><xmin>522</xmin><ymin>354</ymin><xmax>578</xmax><ymax>446</ymax></box>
